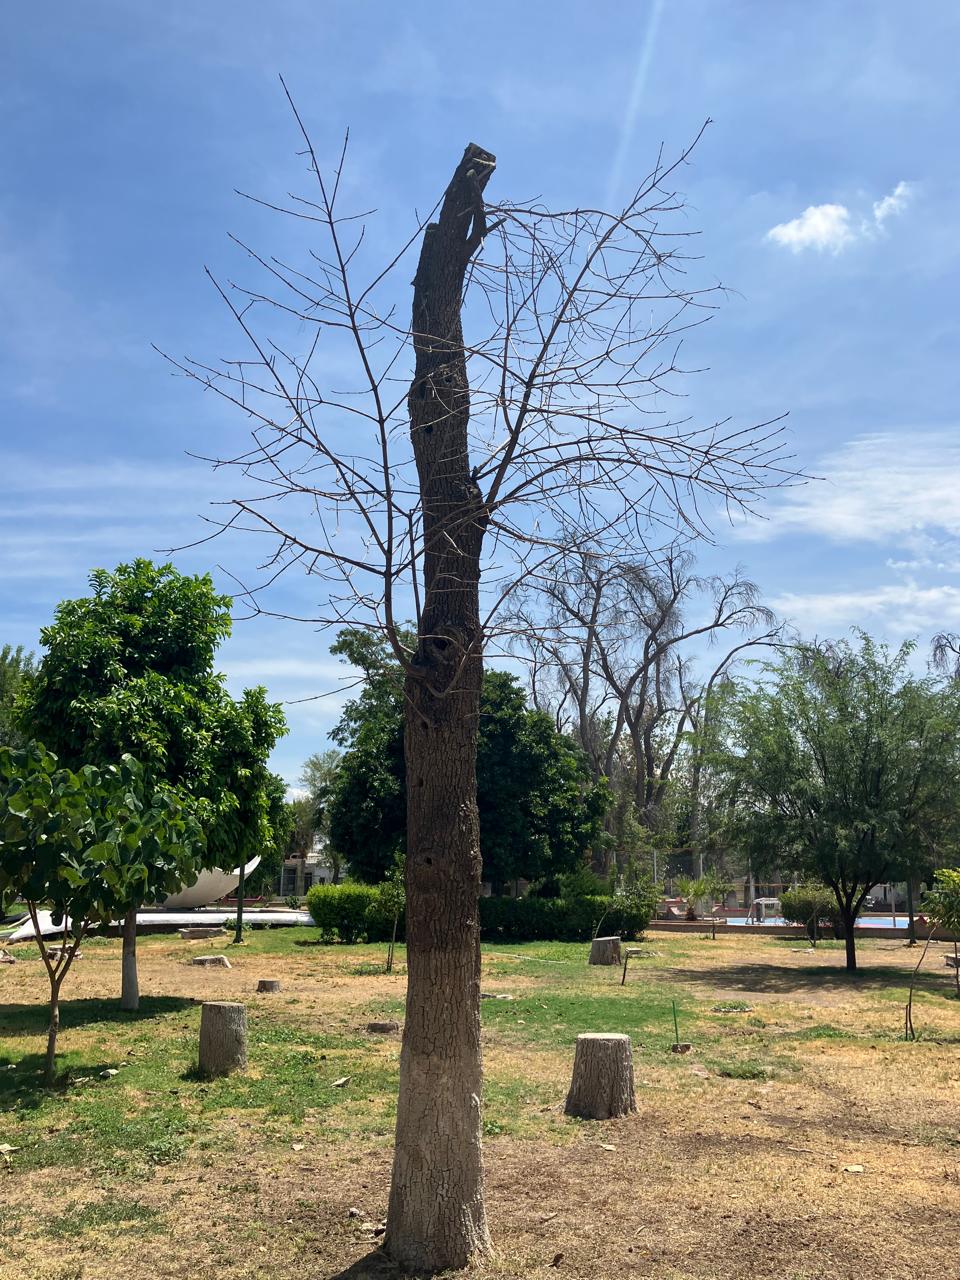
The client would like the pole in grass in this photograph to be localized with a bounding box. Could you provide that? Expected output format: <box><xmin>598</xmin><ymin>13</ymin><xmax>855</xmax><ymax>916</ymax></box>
<box><xmin>670</xmin><ymin>1000</ymin><xmax>691</xmax><ymax>1054</ymax></box>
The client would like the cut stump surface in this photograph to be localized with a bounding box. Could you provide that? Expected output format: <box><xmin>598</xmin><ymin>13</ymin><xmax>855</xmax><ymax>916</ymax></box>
<box><xmin>564</xmin><ymin>1032</ymin><xmax>636</xmax><ymax>1120</ymax></box>
<box><xmin>589</xmin><ymin>936</ymin><xmax>622</xmax><ymax>966</ymax></box>
<box><xmin>198</xmin><ymin>1001</ymin><xmax>248</xmax><ymax>1078</ymax></box>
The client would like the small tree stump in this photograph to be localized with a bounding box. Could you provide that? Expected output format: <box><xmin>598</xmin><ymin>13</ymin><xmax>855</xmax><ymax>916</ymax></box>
<box><xmin>191</xmin><ymin>954</ymin><xmax>231</xmax><ymax>968</ymax></box>
<box><xmin>198</xmin><ymin>1001</ymin><xmax>248</xmax><ymax>1078</ymax></box>
<box><xmin>256</xmin><ymin>978</ymin><xmax>282</xmax><ymax>993</ymax></box>
<box><xmin>564</xmin><ymin>1033</ymin><xmax>636</xmax><ymax>1119</ymax></box>
<box><xmin>366</xmin><ymin>1020</ymin><xmax>400</xmax><ymax>1034</ymax></box>
<box><xmin>589</xmin><ymin>936</ymin><xmax>621</xmax><ymax>966</ymax></box>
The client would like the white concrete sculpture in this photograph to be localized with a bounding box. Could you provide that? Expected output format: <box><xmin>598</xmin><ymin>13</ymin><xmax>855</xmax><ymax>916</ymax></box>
<box><xmin>160</xmin><ymin>856</ymin><xmax>262</xmax><ymax>910</ymax></box>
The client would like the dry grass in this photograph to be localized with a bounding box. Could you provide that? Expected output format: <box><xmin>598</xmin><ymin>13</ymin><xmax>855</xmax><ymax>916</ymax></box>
<box><xmin>2</xmin><ymin>929</ymin><xmax>960</xmax><ymax>1279</ymax></box>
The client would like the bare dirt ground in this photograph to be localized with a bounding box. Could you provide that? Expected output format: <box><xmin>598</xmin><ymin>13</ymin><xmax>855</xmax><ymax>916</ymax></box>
<box><xmin>2</xmin><ymin>930</ymin><xmax>959</xmax><ymax>1280</ymax></box>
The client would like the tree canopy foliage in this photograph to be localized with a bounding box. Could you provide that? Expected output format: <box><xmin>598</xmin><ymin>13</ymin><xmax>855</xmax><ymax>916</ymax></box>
<box><xmin>716</xmin><ymin>634</ymin><xmax>960</xmax><ymax>969</ymax></box>
<box><xmin>0</xmin><ymin>743</ymin><xmax>204</xmax><ymax>1078</ymax></box>
<box><xmin>326</xmin><ymin>630</ymin><xmax>608</xmax><ymax>889</ymax></box>
<box><xmin>19</xmin><ymin>560</ymin><xmax>287</xmax><ymax>876</ymax></box>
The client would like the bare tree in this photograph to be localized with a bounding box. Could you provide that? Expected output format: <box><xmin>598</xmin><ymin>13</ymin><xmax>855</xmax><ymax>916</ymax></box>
<box><xmin>167</xmin><ymin>94</ymin><xmax>792</xmax><ymax>1271</ymax></box>
<box><xmin>511</xmin><ymin>546</ymin><xmax>786</xmax><ymax>872</ymax></box>
<box><xmin>932</xmin><ymin>632</ymin><xmax>960</xmax><ymax>678</ymax></box>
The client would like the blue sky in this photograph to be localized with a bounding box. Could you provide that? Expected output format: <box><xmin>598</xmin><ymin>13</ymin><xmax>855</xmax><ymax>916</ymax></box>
<box><xmin>2</xmin><ymin>1</ymin><xmax>959</xmax><ymax>782</ymax></box>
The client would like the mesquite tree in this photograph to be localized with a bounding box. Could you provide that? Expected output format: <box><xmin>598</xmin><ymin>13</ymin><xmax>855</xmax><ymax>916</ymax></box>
<box><xmin>510</xmin><ymin>546</ymin><xmax>784</xmax><ymax>874</ymax></box>
<box><xmin>170</xmin><ymin>96</ymin><xmax>790</xmax><ymax>1270</ymax></box>
<box><xmin>717</xmin><ymin>635</ymin><xmax>960</xmax><ymax>970</ymax></box>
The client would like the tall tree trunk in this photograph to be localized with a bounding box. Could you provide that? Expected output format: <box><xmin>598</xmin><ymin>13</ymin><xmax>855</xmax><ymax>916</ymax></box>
<box><xmin>840</xmin><ymin>906</ymin><xmax>858</xmax><ymax>971</ymax></box>
<box><xmin>843</xmin><ymin>924</ymin><xmax>857</xmax><ymax>971</ymax></box>
<box><xmin>120</xmin><ymin>908</ymin><xmax>139</xmax><ymax>1011</ymax></box>
<box><xmin>383</xmin><ymin>142</ymin><xmax>495</xmax><ymax>1273</ymax></box>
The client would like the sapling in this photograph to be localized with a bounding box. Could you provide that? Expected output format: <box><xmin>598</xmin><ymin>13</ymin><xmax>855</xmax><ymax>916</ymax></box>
<box><xmin>0</xmin><ymin>745</ymin><xmax>203</xmax><ymax>1082</ymax></box>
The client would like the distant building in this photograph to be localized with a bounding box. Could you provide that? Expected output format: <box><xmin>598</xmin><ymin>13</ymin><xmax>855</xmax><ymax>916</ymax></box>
<box><xmin>275</xmin><ymin>840</ymin><xmax>338</xmax><ymax>898</ymax></box>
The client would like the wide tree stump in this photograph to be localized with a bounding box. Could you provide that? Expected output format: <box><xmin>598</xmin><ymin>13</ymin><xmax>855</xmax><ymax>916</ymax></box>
<box><xmin>198</xmin><ymin>1001</ymin><xmax>248</xmax><ymax>1078</ymax></box>
<box><xmin>564</xmin><ymin>1033</ymin><xmax>636</xmax><ymax>1119</ymax></box>
<box><xmin>256</xmin><ymin>978</ymin><xmax>282</xmax><ymax>993</ymax></box>
<box><xmin>191</xmin><ymin>954</ymin><xmax>231</xmax><ymax>968</ymax></box>
<box><xmin>589</xmin><ymin>936</ymin><xmax>622</xmax><ymax>966</ymax></box>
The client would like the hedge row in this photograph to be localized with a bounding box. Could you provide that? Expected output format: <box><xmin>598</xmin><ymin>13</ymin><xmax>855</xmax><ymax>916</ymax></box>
<box><xmin>305</xmin><ymin>883</ymin><xmax>652</xmax><ymax>944</ymax></box>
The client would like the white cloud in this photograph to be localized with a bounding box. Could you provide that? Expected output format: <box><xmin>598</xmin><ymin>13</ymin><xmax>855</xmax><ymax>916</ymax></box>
<box><xmin>772</xmin><ymin>582</ymin><xmax>960</xmax><ymax>636</ymax></box>
<box><xmin>766</xmin><ymin>181</ymin><xmax>914</xmax><ymax>254</ymax></box>
<box><xmin>735</xmin><ymin>430</ymin><xmax>960</xmax><ymax>546</ymax></box>
<box><xmin>766</xmin><ymin>203</ymin><xmax>854</xmax><ymax>254</ymax></box>
<box><xmin>873</xmin><ymin>180</ymin><xmax>913</xmax><ymax>226</ymax></box>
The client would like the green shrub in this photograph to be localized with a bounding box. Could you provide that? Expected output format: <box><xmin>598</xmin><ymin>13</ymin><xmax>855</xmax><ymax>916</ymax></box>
<box><xmin>306</xmin><ymin>884</ymin><xmax>653</xmax><ymax>944</ymax></box>
<box><xmin>478</xmin><ymin>893</ymin><xmax>651</xmax><ymax>942</ymax></box>
<box><xmin>779</xmin><ymin>883</ymin><xmax>840</xmax><ymax>938</ymax></box>
<box><xmin>306</xmin><ymin>883</ymin><xmax>378</xmax><ymax>942</ymax></box>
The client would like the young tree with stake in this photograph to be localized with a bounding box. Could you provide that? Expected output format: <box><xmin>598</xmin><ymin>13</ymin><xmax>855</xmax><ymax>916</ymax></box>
<box><xmin>19</xmin><ymin>561</ymin><xmax>286</xmax><ymax>1002</ymax></box>
<box><xmin>0</xmin><ymin>746</ymin><xmax>203</xmax><ymax>1083</ymax></box>
<box><xmin>170</xmin><ymin>95</ymin><xmax>792</xmax><ymax>1270</ymax></box>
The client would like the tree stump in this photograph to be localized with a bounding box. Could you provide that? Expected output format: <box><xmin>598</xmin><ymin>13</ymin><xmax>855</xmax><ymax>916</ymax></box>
<box><xmin>256</xmin><ymin>978</ymin><xmax>282</xmax><ymax>993</ymax></box>
<box><xmin>564</xmin><ymin>1033</ymin><xmax>636</xmax><ymax>1119</ymax></box>
<box><xmin>589</xmin><ymin>936</ymin><xmax>622</xmax><ymax>966</ymax></box>
<box><xmin>198</xmin><ymin>1001</ymin><xmax>248</xmax><ymax>1078</ymax></box>
<box><xmin>367</xmin><ymin>1020</ymin><xmax>400</xmax><ymax>1034</ymax></box>
<box><xmin>191</xmin><ymin>954</ymin><xmax>231</xmax><ymax>968</ymax></box>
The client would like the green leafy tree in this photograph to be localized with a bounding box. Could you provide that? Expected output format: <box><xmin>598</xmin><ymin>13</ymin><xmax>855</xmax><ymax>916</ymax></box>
<box><xmin>327</xmin><ymin>633</ymin><xmax>608</xmax><ymax>888</ymax></box>
<box><xmin>0</xmin><ymin>644</ymin><xmax>35</xmax><ymax>748</ymax></box>
<box><xmin>717</xmin><ymin>635</ymin><xmax>960</xmax><ymax>970</ymax></box>
<box><xmin>18</xmin><ymin>561</ymin><xmax>286</xmax><ymax>996</ymax></box>
<box><xmin>0</xmin><ymin>745</ymin><xmax>204</xmax><ymax>1081</ymax></box>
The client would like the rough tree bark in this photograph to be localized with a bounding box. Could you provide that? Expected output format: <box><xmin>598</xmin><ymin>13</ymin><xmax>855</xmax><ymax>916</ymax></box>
<box><xmin>198</xmin><ymin>1001</ymin><xmax>248</xmax><ymax>1077</ymax></box>
<box><xmin>589</xmin><ymin>936</ymin><xmax>622</xmax><ymax>966</ymax></box>
<box><xmin>383</xmin><ymin>143</ymin><xmax>496</xmax><ymax>1273</ymax></box>
<box><xmin>120</xmin><ymin>908</ymin><xmax>139</xmax><ymax>1011</ymax></box>
<box><xmin>564</xmin><ymin>1033</ymin><xmax>636</xmax><ymax>1119</ymax></box>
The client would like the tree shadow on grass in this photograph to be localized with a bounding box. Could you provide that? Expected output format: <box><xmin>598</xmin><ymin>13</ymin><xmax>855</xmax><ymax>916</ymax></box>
<box><xmin>326</xmin><ymin>1251</ymin><xmax>398</xmax><ymax>1280</ymax></box>
<box><xmin>0</xmin><ymin>1049</ymin><xmax>134</xmax><ymax>1109</ymax></box>
<box><xmin>0</xmin><ymin>994</ymin><xmax>196</xmax><ymax>1038</ymax></box>
<box><xmin>661</xmin><ymin>960</ymin><xmax>954</xmax><ymax>1000</ymax></box>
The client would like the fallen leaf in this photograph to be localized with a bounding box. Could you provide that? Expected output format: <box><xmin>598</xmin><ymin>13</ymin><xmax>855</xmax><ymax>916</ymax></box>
<box><xmin>0</xmin><ymin>1144</ymin><xmax>19</xmax><ymax>1154</ymax></box>
<box><xmin>292</xmin><ymin>1142</ymin><xmax>305</xmax><ymax>1152</ymax></box>
<box><xmin>843</xmin><ymin>1164</ymin><xmax>865</xmax><ymax>1174</ymax></box>
<box><xmin>599</xmin><ymin>1143</ymin><xmax>617</xmax><ymax>1151</ymax></box>
<box><xmin>332</xmin><ymin>1076</ymin><xmax>351</xmax><ymax>1088</ymax></box>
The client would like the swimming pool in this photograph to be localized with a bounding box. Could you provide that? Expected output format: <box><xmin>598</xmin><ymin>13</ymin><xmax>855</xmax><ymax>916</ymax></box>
<box><xmin>725</xmin><ymin>915</ymin><xmax>909</xmax><ymax>928</ymax></box>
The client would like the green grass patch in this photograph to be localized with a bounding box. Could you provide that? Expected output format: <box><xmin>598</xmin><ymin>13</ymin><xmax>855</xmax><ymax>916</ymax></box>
<box><xmin>46</xmin><ymin>1197</ymin><xmax>162</xmax><ymax>1238</ymax></box>
<box><xmin>714</xmin><ymin>1059</ymin><xmax>771</xmax><ymax>1080</ymax></box>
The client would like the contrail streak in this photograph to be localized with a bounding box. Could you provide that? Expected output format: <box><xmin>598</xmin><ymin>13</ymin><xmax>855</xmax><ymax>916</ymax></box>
<box><xmin>605</xmin><ymin>0</ymin><xmax>666</xmax><ymax>211</ymax></box>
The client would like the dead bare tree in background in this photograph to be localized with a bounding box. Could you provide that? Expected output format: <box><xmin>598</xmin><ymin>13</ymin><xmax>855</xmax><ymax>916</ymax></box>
<box><xmin>511</xmin><ymin>546</ymin><xmax>786</xmax><ymax>872</ymax></box>
<box><xmin>167</xmin><ymin>93</ymin><xmax>793</xmax><ymax>1271</ymax></box>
